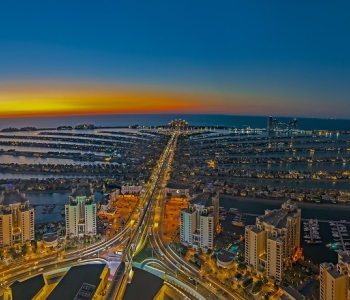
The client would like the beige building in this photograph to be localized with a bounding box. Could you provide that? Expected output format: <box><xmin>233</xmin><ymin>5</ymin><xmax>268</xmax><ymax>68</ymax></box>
<box><xmin>179</xmin><ymin>193</ymin><xmax>215</xmax><ymax>251</ymax></box>
<box><xmin>245</xmin><ymin>200</ymin><xmax>301</xmax><ymax>283</ymax></box>
<box><xmin>320</xmin><ymin>251</ymin><xmax>350</xmax><ymax>300</ymax></box>
<box><xmin>65</xmin><ymin>184</ymin><xmax>97</xmax><ymax>237</ymax></box>
<box><xmin>0</xmin><ymin>184</ymin><xmax>34</xmax><ymax>248</ymax></box>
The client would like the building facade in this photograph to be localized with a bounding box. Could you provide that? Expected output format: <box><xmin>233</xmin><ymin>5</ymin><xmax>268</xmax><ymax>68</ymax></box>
<box><xmin>121</xmin><ymin>183</ymin><xmax>142</xmax><ymax>195</ymax></box>
<box><xmin>165</xmin><ymin>182</ymin><xmax>190</xmax><ymax>198</ymax></box>
<box><xmin>0</xmin><ymin>184</ymin><xmax>34</xmax><ymax>248</ymax></box>
<box><xmin>245</xmin><ymin>200</ymin><xmax>301</xmax><ymax>283</ymax></box>
<box><xmin>179</xmin><ymin>193</ymin><xmax>215</xmax><ymax>251</ymax></box>
<box><xmin>320</xmin><ymin>251</ymin><xmax>350</xmax><ymax>300</ymax></box>
<box><xmin>65</xmin><ymin>184</ymin><xmax>97</xmax><ymax>237</ymax></box>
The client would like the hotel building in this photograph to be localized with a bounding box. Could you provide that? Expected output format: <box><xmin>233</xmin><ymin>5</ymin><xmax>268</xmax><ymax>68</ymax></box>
<box><xmin>65</xmin><ymin>184</ymin><xmax>97</xmax><ymax>237</ymax></box>
<box><xmin>0</xmin><ymin>184</ymin><xmax>34</xmax><ymax>248</ymax></box>
<box><xmin>320</xmin><ymin>251</ymin><xmax>350</xmax><ymax>300</ymax></box>
<box><xmin>179</xmin><ymin>193</ymin><xmax>218</xmax><ymax>251</ymax></box>
<box><xmin>245</xmin><ymin>200</ymin><xmax>301</xmax><ymax>283</ymax></box>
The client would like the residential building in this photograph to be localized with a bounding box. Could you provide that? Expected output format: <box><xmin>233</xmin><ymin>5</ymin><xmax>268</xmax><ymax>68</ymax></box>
<box><xmin>180</xmin><ymin>193</ymin><xmax>215</xmax><ymax>251</ymax></box>
<box><xmin>165</xmin><ymin>182</ymin><xmax>190</xmax><ymax>198</ymax></box>
<box><xmin>0</xmin><ymin>184</ymin><xmax>34</xmax><ymax>248</ymax></box>
<box><xmin>245</xmin><ymin>200</ymin><xmax>301</xmax><ymax>283</ymax></box>
<box><xmin>320</xmin><ymin>250</ymin><xmax>350</xmax><ymax>300</ymax></box>
<box><xmin>120</xmin><ymin>183</ymin><xmax>143</xmax><ymax>195</ymax></box>
<box><xmin>65</xmin><ymin>184</ymin><xmax>96</xmax><ymax>237</ymax></box>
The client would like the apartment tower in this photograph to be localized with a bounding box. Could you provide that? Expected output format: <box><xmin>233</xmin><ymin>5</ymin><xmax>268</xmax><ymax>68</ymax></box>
<box><xmin>65</xmin><ymin>184</ymin><xmax>97</xmax><ymax>237</ymax></box>
<box><xmin>245</xmin><ymin>200</ymin><xmax>301</xmax><ymax>283</ymax></box>
<box><xmin>0</xmin><ymin>184</ymin><xmax>34</xmax><ymax>248</ymax></box>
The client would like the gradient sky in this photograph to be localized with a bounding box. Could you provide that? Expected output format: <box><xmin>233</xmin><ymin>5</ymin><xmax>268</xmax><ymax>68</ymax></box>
<box><xmin>0</xmin><ymin>1</ymin><xmax>349</xmax><ymax>118</ymax></box>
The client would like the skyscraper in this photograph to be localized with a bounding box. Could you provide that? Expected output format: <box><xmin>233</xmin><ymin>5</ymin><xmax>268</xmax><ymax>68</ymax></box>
<box><xmin>65</xmin><ymin>184</ymin><xmax>97</xmax><ymax>237</ymax></box>
<box><xmin>0</xmin><ymin>184</ymin><xmax>34</xmax><ymax>248</ymax></box>
<box><xmin>245</xmin><ymin>200</ymin><xmax>301</xmax><ymax>283</ymax></box>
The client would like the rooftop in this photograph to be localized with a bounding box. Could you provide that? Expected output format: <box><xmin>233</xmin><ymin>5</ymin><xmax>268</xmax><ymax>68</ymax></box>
<box><xmin>123</xmin><ymin>268</ymin><xmax>164</xmax><ymax>300</ymax></box>
<box><xmin>166</xmin><ymin>182</ymin><xmax>191</xmax><ymax>190</ymax></box>
<box><xmin>257</xmin><ymin>202</ymin><xmax>299</xmax><ymax>229</ymax></box>
<box><xmin>282</xmin><ymin>286</ymin><xmax>305</xmax><ymax>300</ymax></box>
<box><xmin>1</xmin><ymin>190</ymin><xmax>28</xmax><ymax>206</ymax></box>
<box><xmin>11</xmin><ymin>274</ymin><xmax>45</xmax><ymax>300</ymax></box>
<box><xmin>47</xmin><ymin>264</ymin><xmax>106</xmax><ymax>300</ymax></box>
<box><xmin>190</xmin><ymin>193</ymin><xmax>212</xmax><ymax>207</ymax></box>
<box><xmin>43</xmin><ymin>233</ymin><xmax>58</xmax><ymax>243</ymax></box>
<box><xmin>217</xmin><ymin>249</ymin><xmax>235</xmax><ymax>263</ymax></box>
<box><xmin>71</xmin><ymin>186</ymin><xmax>93</xmax><ymax>198</ymax></box>
<box><xmin>328</xmin><ymin>267</ymin><xmax>344</xmax><ymax>279</ymax></box>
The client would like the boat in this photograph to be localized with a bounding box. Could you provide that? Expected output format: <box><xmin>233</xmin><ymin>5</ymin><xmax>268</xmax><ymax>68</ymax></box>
<box><xmin>326</xmin><ymin>243</ymin><xmax>332</xmax><ymax>248</ymax></box>
<box><xmin>342</xmin><ymin>233</ymin><xmax>349</xmax><ymax>236</ymax></box>
<box><xmin>229</xmin><ymin>208</ymin><xmax>239</xmax><ymax>213</ymax></box>
<box><xmin>61</xmin><ymin>209</ymin><xmax>65</xmax><ymax>216</ymax></box>
<box><xmin>306</xmin><ymin>240</ymin><xmax>322</xmax><ymax>244</ymax></box>
<box><xmin>333</xmin><ymin>233</ymin><xmax>340</xmax><ymax>237</ymax></box>
<box><xmin>219</xmin><ymin>215</ymin><xmax>226</xmax><ymax>220</ymax></box>
<box><xmin>232</xmin><ymin>221</ymin><xmax>245</xmax><ymax>227</ymax></box>
<box><xmin>340</xmin><ymin>220</ymin><xmax>347</xmax><ymax>222</ymax></box>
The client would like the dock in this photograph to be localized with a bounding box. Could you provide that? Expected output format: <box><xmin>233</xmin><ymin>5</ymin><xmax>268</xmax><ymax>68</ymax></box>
<box><xmin>243</xmin><ymin>213</ymin><xmax>349</xmax><ymax>224</ymax></box>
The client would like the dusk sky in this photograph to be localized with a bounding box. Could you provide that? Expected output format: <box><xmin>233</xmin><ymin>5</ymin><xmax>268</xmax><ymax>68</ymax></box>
<box><xmin>1</xmin><ymin>1</ymin><xmax>349</xmax><ymax>118</ymax></box>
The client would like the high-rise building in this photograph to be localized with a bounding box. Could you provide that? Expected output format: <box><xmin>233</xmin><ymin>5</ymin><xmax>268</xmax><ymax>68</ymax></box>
<box><xmin>0</xmin><ymin>184</ymin><xmax>34</xmax><ymax>248</ymax></box>
<box><xmin>65</xmin><ymin>184</ymin><xmax>97</xmax><ymax>237</ymax></box>
<box><xmin>267</xmin><ymin>116</ymin><xmax>297</xmax><ymax>132</ymax></box>
<box><xmin>179</xmin><ymin>209</ymin><xmax>196</xmax><ymax>245</ymax></box>
<box><xmin>245</xmin><ymin>200</ymin><xmax>301</xmax><ymax>283</ymax></box>
<box><xmin>179</xmin><ymin>193</ymin><xmax>215</xmax><ymax>251</ymax></box>
<box><xmin>267</xmin><ymin>116</ymin><xmax>274</xmax><ymax>131</ymax></box>
<box><xmin>320</xmin><ymin>251</ymin><xmax>350</xmax><ymax>300</ymax></box>
<box><xmin>212</xmin><ymin>192</ymin><xmax>220</xmax><ymax>233</ymax></box>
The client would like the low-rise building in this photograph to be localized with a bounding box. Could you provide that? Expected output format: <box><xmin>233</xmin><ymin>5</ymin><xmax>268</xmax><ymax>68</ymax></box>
<box><xmin>216</xmin><ymin>249</ymin><xmax>235</xmax><ymax>269</ymax></box>
<box><xmin>165</xmin><ymin>182</ymin><xmax>190</xmax><ymax>198</ymax></box>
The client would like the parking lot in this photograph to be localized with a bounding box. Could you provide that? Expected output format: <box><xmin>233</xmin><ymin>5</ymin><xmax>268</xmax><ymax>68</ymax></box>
<box><xmin>98</xmin><ymin>195</ymin><xmax>139</xmax><ymax>238</ymax></box>
<box><xmin>161</xmin><ymin>197</ymin><xmax>188</xmax><ymax>243</ymax></box>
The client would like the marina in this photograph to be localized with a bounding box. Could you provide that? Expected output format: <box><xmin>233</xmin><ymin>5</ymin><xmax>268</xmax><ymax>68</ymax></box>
<box><xmin>329</xmin><ymin>221</ymin><xmax>350</xmax><ymax>252</ymax></box>
<box><xmin>231</xmin><ymin>213</ymin><xmax>246</xmax><ymax>227</ymax></box>
<box><xmin>303</xmin><ymin>219</ymin><xmax>322</xmax><ymax>244</ymax></box>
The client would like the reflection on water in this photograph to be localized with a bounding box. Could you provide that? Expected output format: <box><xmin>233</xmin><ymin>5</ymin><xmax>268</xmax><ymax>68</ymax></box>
<box><xmin>26</xmin><ymin>192</ymin><xmax>104</xmax><ymax>224</ymax></box>
<box><xmin>0</xmin><ymin>154</ymin><xmax>115</xmax><ymax>165</ymax></box>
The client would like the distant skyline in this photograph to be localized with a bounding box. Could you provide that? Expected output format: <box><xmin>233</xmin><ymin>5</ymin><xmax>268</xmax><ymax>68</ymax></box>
<box><xmin>1</xmin><ymin>1</ymin><xmax>349</xmax><ymax>118</ymax></box>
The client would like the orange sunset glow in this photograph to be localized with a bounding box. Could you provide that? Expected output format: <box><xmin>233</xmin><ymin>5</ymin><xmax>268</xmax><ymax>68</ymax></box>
<box><xmin>0</xmin><ymin>82</ymin><xmax>298</xmax><ymax>118</ymax></box>
<box><xmin>0</xmin><ymin>84</ymin><xmax>210</xmax><ymax>117</ymax></box>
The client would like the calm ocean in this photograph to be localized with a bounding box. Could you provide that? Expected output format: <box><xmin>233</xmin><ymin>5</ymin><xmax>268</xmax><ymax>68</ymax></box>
<box><xmin>0</xmin><ymin>114</ymin><xmax>349</xmax><ymax>131</ymax></box>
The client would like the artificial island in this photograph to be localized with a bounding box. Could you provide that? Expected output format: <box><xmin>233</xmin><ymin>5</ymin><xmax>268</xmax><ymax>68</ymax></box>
<box><xmin>1</xmin><ymin>117</ymin><xmax>350</xmax><ymax>300</ymax></box>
